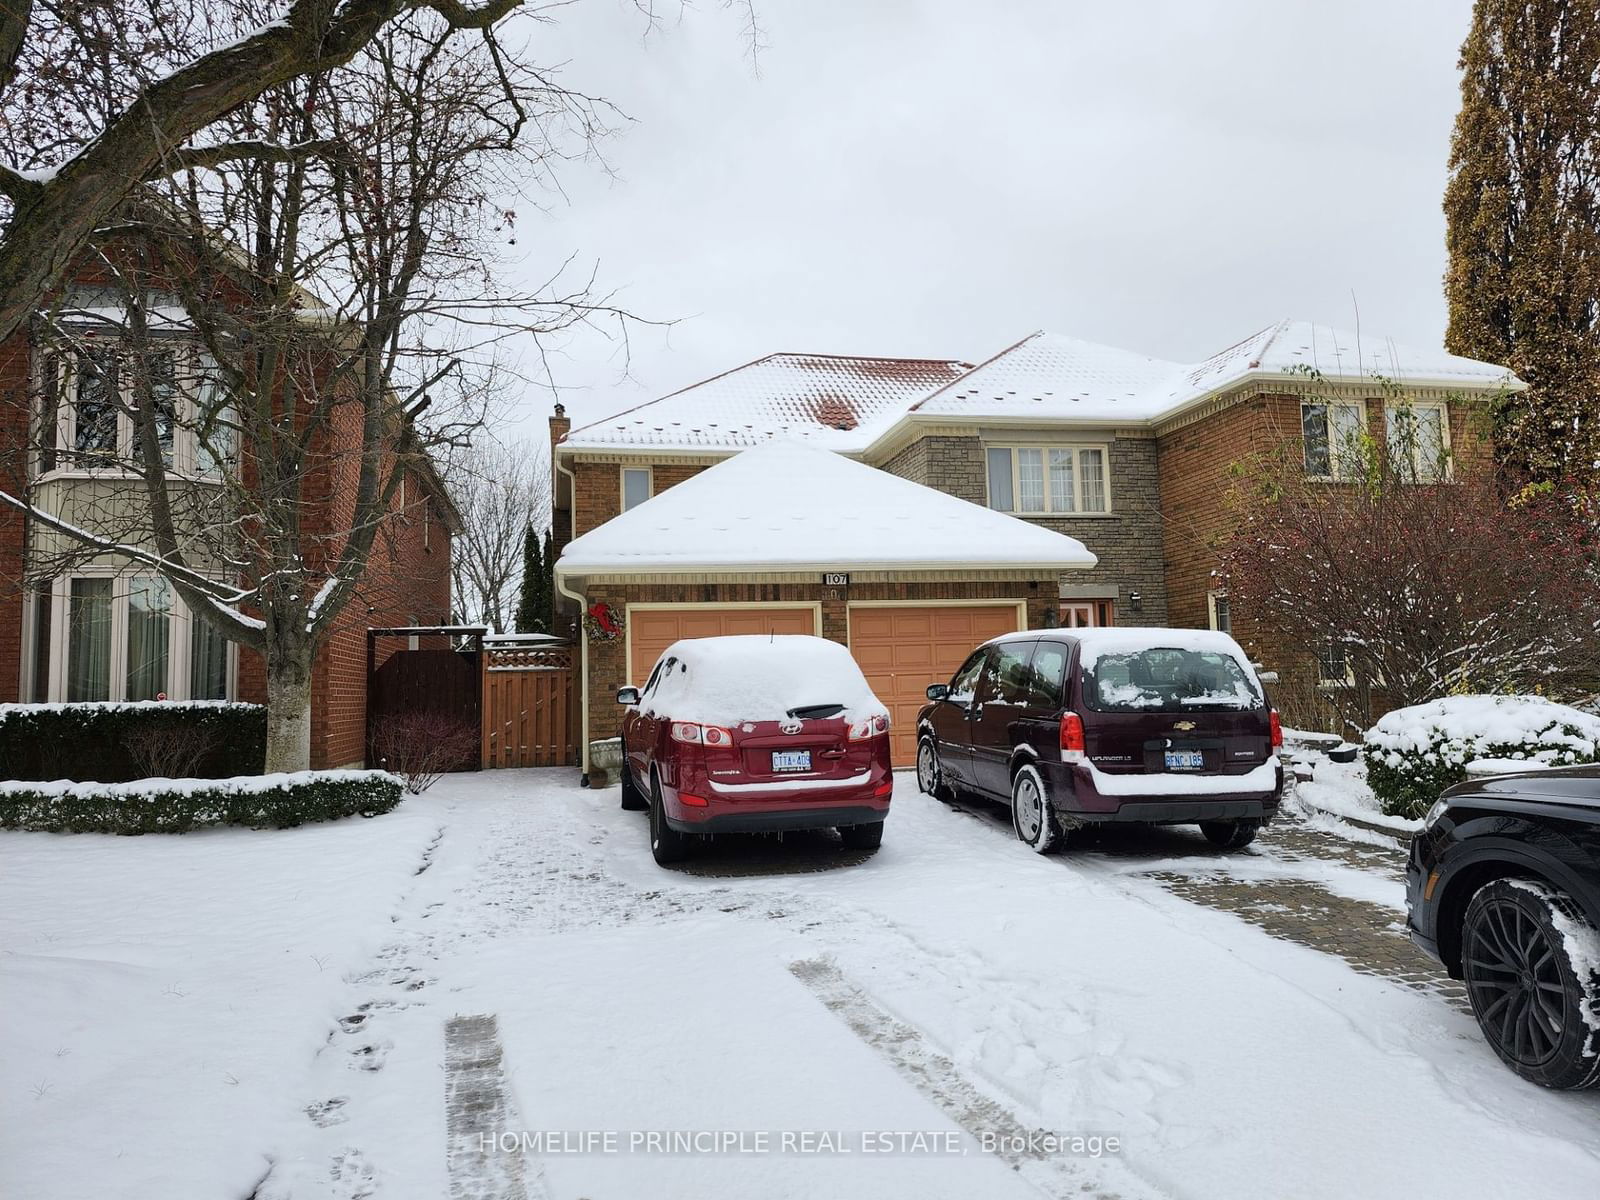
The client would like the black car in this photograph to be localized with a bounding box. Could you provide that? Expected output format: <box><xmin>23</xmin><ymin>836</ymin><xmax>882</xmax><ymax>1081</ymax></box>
<box><xmin>1407</xmin><ymin>766</ymin><xmax>1600</xmax><ymax>1090</ymax></box>
<box><xmin>915</xmin><ymin>628</ymin><xmax>1284</xmax><ymax>852</ymax></box>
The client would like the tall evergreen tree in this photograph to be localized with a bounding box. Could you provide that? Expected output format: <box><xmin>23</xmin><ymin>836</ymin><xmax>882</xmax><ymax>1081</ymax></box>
<box><xmin>540</xmin><ymin>528</ymin><xmax>557</xmax><ymax>635</ymax></box>
<box><xmin>515</xmin><ymin>523</ymin><xmax>542</xmax><ymax>634</ymax></box>
<box><xmin>1444</xmin><ymin>0</ymin><xmax>1600</xmax><ymax>485</ymax></box>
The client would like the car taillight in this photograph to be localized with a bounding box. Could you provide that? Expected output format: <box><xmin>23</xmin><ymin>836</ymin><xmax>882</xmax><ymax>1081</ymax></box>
<box><xmin>670</xmin><ymin>722</ymin><xmax>733</xmax><ymax>745</ymax></box>
<box><xmin>1269</xmin><ymin>709</ymin><xmax>1283</xmax><ymax>749</ymax></box>
<box><xmin>1059</xmin><ymin>712</ymin><xmax>1086</xmax><ymax>763</ymax></box>
<box><xmin>849</xmin><ymin>714</ymin><xmax>890</xmax><ymax>741</ymax></box>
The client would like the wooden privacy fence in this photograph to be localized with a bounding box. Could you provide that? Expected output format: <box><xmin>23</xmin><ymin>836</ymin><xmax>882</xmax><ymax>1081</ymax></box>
<box><xmin>481</xmin><ymin>642</ymin><xmax>576</xmax><ymax>769</ymax></box>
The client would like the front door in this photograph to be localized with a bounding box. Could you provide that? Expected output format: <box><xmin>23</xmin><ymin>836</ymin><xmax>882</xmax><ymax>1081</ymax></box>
<box><xmin>1062</xmin><ymin>601</ymin><xmax>1115</xmax><ymax>628</ymax></box>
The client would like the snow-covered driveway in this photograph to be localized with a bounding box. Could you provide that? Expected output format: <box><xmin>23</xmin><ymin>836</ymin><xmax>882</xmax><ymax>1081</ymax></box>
<box><xmin>5</xmin><ymin>769</ymin><xmax>1600</xmax><ymax>1200</ymax></box>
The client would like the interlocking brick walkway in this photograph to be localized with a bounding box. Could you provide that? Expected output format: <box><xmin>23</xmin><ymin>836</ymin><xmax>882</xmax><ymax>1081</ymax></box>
<box><xmin>1098</xmin><ymin>817</ymin><xmax>1470</xmax><ymax>1012</ymax></box>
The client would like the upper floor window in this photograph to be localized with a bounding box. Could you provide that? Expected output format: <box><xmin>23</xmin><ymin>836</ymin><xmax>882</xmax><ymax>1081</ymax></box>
<box><xmin>985</xmin><ymin>445</ymin><xmax>1110</xmax><ymax>514</ymax></box>
<box><xmin>1301</xmin><ymin>401</ymin><xmax>1365</xmax><ymax>479</ymax></box>
<box><xmin>621</xmin><ymin>467</ymin><xmax>652</xmax><ymax>512</ymax></box>
<box><xmin>37</xmin><ymin>345</ymin><xmax>234</xmax><ymax>477</ymax></box>
<box><xmin>1385</xmin><ymin>402</ymin><xmax>1450</xmax><ymax>482</ymax></box>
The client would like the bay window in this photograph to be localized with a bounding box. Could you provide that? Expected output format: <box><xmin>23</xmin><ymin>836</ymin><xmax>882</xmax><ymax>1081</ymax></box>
<box><xmin>25</xmin><ymin>574</ymin><xmax>236</xmax><ymax>703</ymax></box>
<box><xmin>986</xmin><ymin>445</ymin><xmax>1111</xmax><ymax>514</ymax></box>
<box><xmin>37</xmin><ymin>345</ymin><xmax>233</xmax><ymax>477</ymax></box>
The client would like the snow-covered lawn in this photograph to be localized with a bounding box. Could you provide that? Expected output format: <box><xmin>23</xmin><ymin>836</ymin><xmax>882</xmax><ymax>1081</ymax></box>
<box><xmin>5</xmin><ymin>769</ymin><xmax>1600</xmax><ymax>1199</ymax></box>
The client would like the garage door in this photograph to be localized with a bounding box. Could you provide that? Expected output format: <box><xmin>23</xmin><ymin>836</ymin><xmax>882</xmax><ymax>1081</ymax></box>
<box><xmin>848</xmin><ymin>604</ymin><xmax>1023</xmax><ymax>763</ymax></box>
<box><xmin>627</xmin><ymin>606</ymin><xmax>819</xmax><ymax>684</ymax></box>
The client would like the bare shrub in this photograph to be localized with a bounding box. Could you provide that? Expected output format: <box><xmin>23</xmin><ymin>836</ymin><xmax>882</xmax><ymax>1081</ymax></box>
<box><xmin>370</xmin><ymin>713</ymin><xmax>479</xmax><ymax>794</ymax></box>
<box><xmin>122</xmin><ymin>722</ymin><xmax>220</xmax><ymax>780</ymax></box>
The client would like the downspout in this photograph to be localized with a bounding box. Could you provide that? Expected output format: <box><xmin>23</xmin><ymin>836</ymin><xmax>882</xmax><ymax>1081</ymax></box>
<box><xmin>553</xmin><ymin>448</ymin><xmax>591</xmax><ymax>780</ymax></box>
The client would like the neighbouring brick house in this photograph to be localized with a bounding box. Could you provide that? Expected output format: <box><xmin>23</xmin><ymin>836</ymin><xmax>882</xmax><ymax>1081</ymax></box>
<box><xmin>0</xmin><ymin>271</ymin><xmax>458</xmax><ymax>770</ymax></box>
<box><xmin>550</xmin><ymin>321</ymin><xmax>1519</xmax><ymax>773</ymax></box>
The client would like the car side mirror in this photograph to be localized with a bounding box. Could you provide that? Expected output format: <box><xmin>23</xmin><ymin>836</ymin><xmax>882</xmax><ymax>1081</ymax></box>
<box><xmin>926</xmin><ymin>684</ymin><xmax>950</xmax><ymax>702</ymax></box>
<box><xmin>616</xmin><ymin>686</ymin><xmax>641</xmax><ymax>705</ymax></box>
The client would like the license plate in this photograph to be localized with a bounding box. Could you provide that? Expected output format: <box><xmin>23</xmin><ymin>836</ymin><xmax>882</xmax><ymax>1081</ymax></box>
<box><xmin>1164</xmin><ymin>750</ymin><xmax>1205</xmax><ymax>771</ymax></box>
<box><xmin>772</xmin><ymin>750</ymin><xmax>812</xmax><ymax>773</ymax></box>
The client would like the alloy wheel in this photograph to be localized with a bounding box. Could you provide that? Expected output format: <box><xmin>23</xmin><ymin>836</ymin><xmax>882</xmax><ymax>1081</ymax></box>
<box><xmin>917</xmin><ymin>741</ymin><xmax>939</xmax><ymax>795</ymax></box>
<box><xmin>1013</xmin><ymin>772</ymin><xmax>1043</xmax><ymax>843</ymax></box>
<box><xmin>1464</xmin><ymin>896</ymin><xmax>1570</xmax><ymax>1069</ymax></box>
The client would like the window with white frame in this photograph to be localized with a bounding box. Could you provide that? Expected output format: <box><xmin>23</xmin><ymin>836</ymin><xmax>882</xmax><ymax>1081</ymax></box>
<box><xmin>1301</xmin><ymin>401</ymin><xmax>1366</xmax><ymax>479</ymax></box>
<box><xmin>1316</xmin><ymin>639</ymin><xmax>1352</xmax><ymax>686</ymax></box>
<box><xmin>1207</xmin><ymin>590</ymin><xmax>1231</xmax><ymax>634</ymax></box>
<box><xmin>985</xmin><ymin>445</ymin><xmax>1110</xmax><ymax>514</ymax></box>
<box><xmin>24</xmin><ymin>574</ymin><xmax>237</xmax><ymax>703</ymax></box>
<box><xmin>621</xmin><ymin>467</ymin><xmax>652</xmax><ymax>512</ymax></box>
<box><xmin>1385</xmin><ymin>402</ymin><xmax>1450</xmax><ymax>482</ymax></box>
<box><xmin>36</xmin><ymin>344</ymin><xmax>235</xmax><ymax>478</ymax></box>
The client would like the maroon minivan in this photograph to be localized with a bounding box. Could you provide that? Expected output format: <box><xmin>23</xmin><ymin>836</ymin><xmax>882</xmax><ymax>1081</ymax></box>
<box><xmin>915</xmin><ymin>628</ymin><xmax>1283</xmax><ymax>852</ymax></box>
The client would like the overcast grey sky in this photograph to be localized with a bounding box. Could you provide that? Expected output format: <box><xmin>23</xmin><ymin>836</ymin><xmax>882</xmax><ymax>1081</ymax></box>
<box><xmin>502</xmin><ymin>0</ymin><xmax>1474</xmax><ymax>440</ymax></box>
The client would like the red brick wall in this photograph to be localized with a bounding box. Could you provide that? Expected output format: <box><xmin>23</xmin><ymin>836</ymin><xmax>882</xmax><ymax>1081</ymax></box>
<box><xmin>1156</xmin><ymin>389</ymin><xmax>1493</xmax><ymax>706</ymax></box>
<box><xmin>569</xmin><ymin>459</ymin><xmax>707</xmax><ymax>540</ymax></box>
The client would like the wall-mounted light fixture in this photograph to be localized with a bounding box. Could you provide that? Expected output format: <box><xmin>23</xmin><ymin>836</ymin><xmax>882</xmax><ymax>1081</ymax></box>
<box><xmin>1129</xmin><ymin>591</ymin><xmax>1143</xmax><ymax>613</ymax></box>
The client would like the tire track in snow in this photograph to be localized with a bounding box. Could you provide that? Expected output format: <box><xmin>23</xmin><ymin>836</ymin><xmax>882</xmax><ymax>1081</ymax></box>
<box><xmin>790</xmin><ymin>957</ymin><xmax>1159</xmax><ymax>1200</ymax></box>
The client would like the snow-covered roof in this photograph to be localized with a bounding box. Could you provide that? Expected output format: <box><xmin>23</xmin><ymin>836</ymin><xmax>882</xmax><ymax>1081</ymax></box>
<box><xmin>555</xmin><ymin>440</ymin><xmax>1097</xmax><ymax>576</ymax></box>
<box><xmin>911</xmin><ymin>331</ymin><xmax>1186</xmax><ymax>423</ymax></box>
<box><xmin>560</xmin><ymin>352</ymin><xmax>971</xmax><ymax>454</ymax></box>
<box><xmin>913</xmin><ymin>321</ymin><xmax>1521</xmax><ymax>426</ymax></box>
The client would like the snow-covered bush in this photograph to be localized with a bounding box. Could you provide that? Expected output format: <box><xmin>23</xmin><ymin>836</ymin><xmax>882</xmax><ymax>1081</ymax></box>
<box><xmin>0</xmin><ymin>770</ymin><xmax>403</xmax><ymax>835</ymax></box>
<box><xmin>0</xmin><ymin>701</ymin><xmax>265</xmax><ymax>783</ymax></box>
<box><xmin>1364</xmin><ymin>695</ymin><xmax>1600</xmax><ymax>818</ymax></box>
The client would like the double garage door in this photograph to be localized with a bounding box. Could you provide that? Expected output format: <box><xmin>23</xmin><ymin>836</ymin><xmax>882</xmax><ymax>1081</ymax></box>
<box><xmin>627</xmin><ymin>602</ymin><xmax>1022</xmax><ymax>764</ymax></box>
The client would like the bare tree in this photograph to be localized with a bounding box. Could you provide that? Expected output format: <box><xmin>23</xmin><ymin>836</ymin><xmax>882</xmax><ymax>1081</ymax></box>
<box><xmin>446</xmin><ymin>436</ymin><xmax>549</xmax><ymax>633</ymax></box>
<box><xmin>0</xmin><ymin>0</ymin><xmax>528</xmax><ymax>347</ymax></box>
<box><xmin>1</xmin><ymin>6</ymin><xmax>626</xmax><ymax>770</ymax></box>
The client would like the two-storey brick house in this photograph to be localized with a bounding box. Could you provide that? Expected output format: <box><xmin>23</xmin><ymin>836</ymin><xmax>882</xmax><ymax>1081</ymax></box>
<box><xmin>0</xmin><ymin>274</ymin><xmax>459</xmax><ymax>770</ymax></box>
<box><xmin>551</xmin><ymin>321</ymin><xmax>1518</xmax><ymax>774</ymax></box>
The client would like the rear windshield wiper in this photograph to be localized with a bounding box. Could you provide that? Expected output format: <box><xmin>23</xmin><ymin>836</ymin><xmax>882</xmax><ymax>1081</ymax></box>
<box><xmin>787</xmin><ymin>703</ymin><xmax>846</xmax><ymax>719</ymax></box>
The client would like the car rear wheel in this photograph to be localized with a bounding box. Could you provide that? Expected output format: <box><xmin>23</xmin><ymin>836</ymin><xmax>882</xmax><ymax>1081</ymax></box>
<box><xmin>1462</xmin><ymin>879</ymin><xmax>1600</xmax><ymax>1090</ymax></box>
<box><xmin>916</xmin><ymin>737</ymin><xmax>953</xmax><ymax>802</ymax></box>
<box><xmin>648</xmin><ymin>775</ymin><xmax>690</xmax><ymax>866</ymax></box>
<box><xmin>838</xmin><ymin>822</ymin><xmax>884</xmax><ymax>850</ymax></box>
<box><xmin>1200</xmin><ymin>818</ymin><xmax>1260</xmax><ymax>850</ymax></box>
<box><xmin>1010</xmin><ymin>764</ymin><xmax>1060</xmax><ymax>854</ymax></box>
<box><xmin>619</xmin><ymin>743</ymin><xmax>648</xmax><ymax>811</ymax></box>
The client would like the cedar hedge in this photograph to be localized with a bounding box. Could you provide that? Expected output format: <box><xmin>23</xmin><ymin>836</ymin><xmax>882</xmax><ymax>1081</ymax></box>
<box><xmin>0</xmin><ymin>701</ymin><xmax>266</xmax><ymax>783</ymax></box>
<box><xmin>0</xmin><ymin>770</ymin><xmax>404</xmax><ymax>835</ymax></box>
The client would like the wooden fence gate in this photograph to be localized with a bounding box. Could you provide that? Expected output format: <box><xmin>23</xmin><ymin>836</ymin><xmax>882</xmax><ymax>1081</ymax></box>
<box><xmin>481</xmin><ymin>641</ymin><xmax>576</xmax><ymax>768</ymax></box>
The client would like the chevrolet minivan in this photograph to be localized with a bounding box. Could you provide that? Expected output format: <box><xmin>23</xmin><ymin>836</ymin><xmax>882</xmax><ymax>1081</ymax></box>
<box><xmin>915</xmin><ymin>628</ymin><xmax>1284</xmax><ymax>852</ymax></box>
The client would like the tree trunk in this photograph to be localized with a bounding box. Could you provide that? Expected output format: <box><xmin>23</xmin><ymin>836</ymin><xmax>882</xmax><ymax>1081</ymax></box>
<box><xmin>264</xmin><ymin>656</ymin><xmax>313</xmax><ymax>774</ymax></box>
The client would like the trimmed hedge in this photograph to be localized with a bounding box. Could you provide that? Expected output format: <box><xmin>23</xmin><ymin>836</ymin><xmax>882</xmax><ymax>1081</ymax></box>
<box><xmin>0</xmin><ymin>702</ymin><xmax>266</xmax><ymax>783</ymax></box>
<box><xmin>1364</xmin><ymin>695</ymin><xmax>1600</xmax><ymax>819</ymax></box>
<box><xmin>0</xmin><ymin>770</ymin><xmax>404</xmax><ymax>835</ymax></box>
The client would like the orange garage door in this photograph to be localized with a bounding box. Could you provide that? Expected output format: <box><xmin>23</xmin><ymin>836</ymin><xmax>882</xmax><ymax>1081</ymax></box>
<box><xmin>628</xmin><ymin>606</ymin><xmax>819</xmax><ymax>684</ymax></box>
<box><xmin>848</xmin><ymin>604</ymin><xmax>1023</xmax><ymax>763</ymax></box>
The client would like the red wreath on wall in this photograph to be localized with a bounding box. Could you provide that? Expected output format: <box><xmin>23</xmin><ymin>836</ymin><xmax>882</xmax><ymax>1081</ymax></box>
<box><xmin>584</xmin><ymin>601</ymin><xmax>625</xmax><ymax>643</ymax></box>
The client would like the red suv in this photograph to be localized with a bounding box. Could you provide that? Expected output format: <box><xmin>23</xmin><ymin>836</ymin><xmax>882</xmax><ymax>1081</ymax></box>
<box><xmin>916</xmin><ymin>628</ymin><xmax>1284</xmax><ymax>852</ymax></box>
<box><xmin>617</xmin><ymin>635</ymin><xmax>894</xmax><ymax>865</ymax></box>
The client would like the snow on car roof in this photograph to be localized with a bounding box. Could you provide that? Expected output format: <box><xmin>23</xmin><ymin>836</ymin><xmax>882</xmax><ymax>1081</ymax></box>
<box><xmin>640</xmin><ymin>635</ymin><xmax>888</xmax><ymax>726</ymax></box>
<box><xmin>985</xmin><ymin>626</ymin><xmax>1254</xmax><ymax>666</ymax></box>
<box><xmin>555</xmin><ymin>439</ymin><xmax>1097</xmax><ymax>576</ymax></box>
